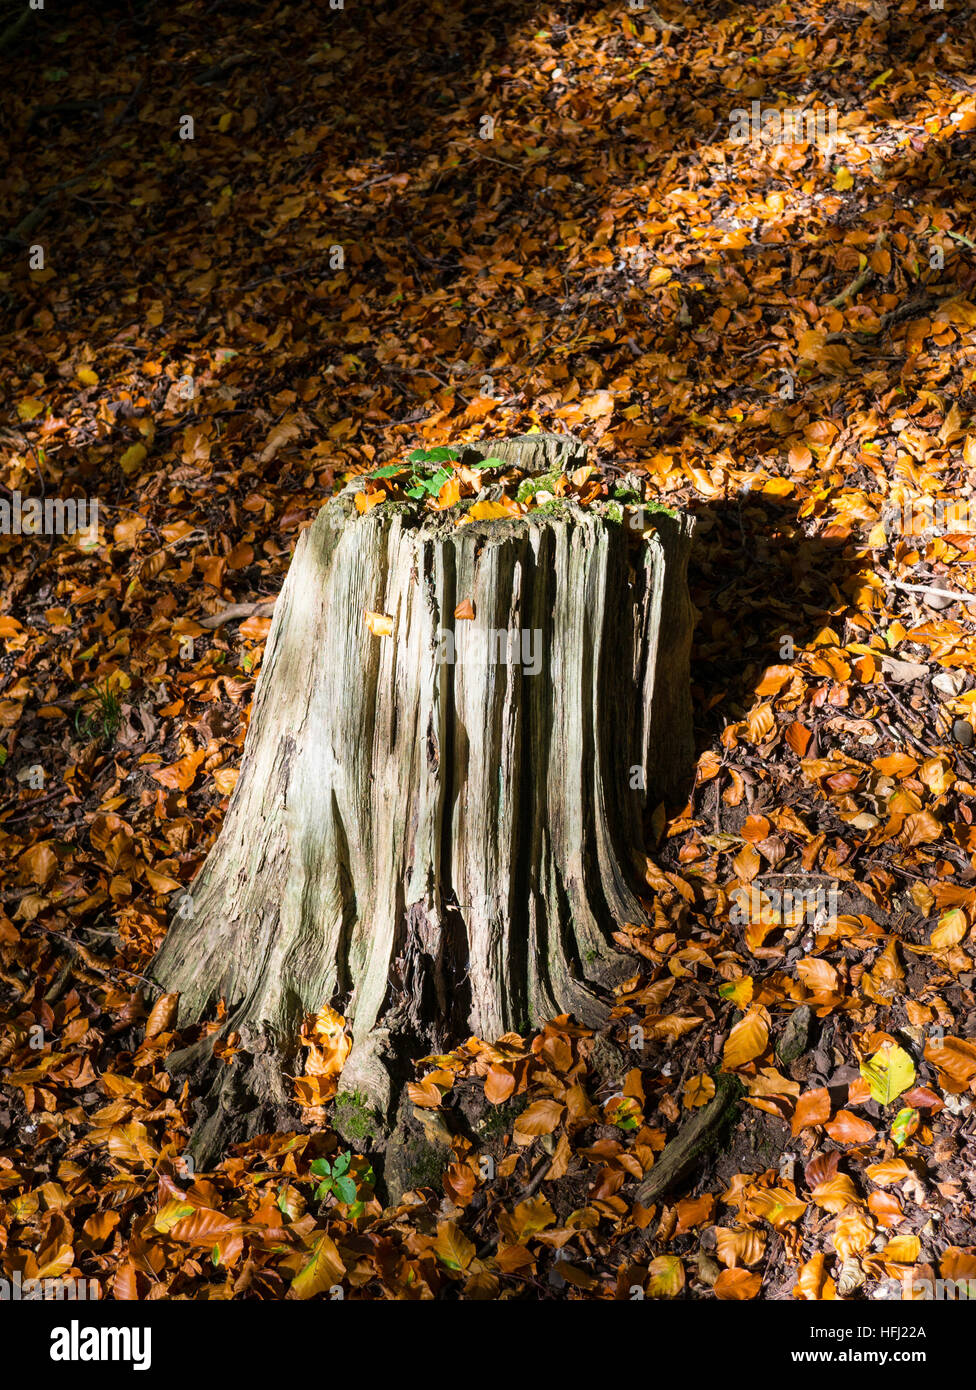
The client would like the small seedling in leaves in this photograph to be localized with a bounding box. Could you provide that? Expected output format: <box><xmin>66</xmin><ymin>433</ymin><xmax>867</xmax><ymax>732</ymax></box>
<box><xmin>74</xmin><ymin>680</ymin><xmax>122</xmax><ymax>744</ymax></box>
<box><xmin>516</xmin><ymin>467</ymin><xmax>564</xmax><ymax>504</ymax></box>
<box><xmin>310</xmin><ymin>1151</ymin><xmax>358</xmax><ymax>1205</ymax></box>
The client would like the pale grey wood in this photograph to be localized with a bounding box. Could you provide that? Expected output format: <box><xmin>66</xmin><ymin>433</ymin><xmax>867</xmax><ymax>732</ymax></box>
<box><xmin>151</xmin><ymin>436</ymin><xmax>695</xmax><ymax>1164</ymax></box>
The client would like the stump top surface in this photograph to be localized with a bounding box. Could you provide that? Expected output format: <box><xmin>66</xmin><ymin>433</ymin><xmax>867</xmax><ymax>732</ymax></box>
<box><xmin>454</xmin><ymin>432</ymin><xmax>588</xmax><ymax>475</ymax></box>
<box><xmin>328</xmin><ymin>432</ymin><xmax>694</xmax><ymax>551</ymax></box>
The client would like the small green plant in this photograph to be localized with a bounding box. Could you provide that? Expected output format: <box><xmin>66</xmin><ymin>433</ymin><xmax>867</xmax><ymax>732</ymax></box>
<box><xmin>370</xmin><ymin>448</ymin><xmax>504</xmax><ymax>501</ymax></box>
<box><xmin>74</xmin><ymin>679</ymin><xmax>122</xmax><ymax>744</ymax></box>
<box><xmin>310</xmin><ymin>1151</ymin><xmax>357</xmax><ymax>1204</ymax></box>
<box><xmin>308</xmin><ymin>1150</ymin><xmax>373</xmax><ymax>1216</ymax></box>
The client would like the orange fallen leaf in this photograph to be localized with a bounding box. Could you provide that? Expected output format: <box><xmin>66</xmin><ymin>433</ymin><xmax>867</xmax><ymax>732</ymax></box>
<box><xmin>714</xmin><ymin>1268</ymin><xmax>761</xmax><ymax>1299</ymax></box>
<box><xmin>792</xmin><ymin>1087</ymin><xmax>831</xmax><ymax>1135</ymax></box>
<box><xmin>354</xmin><ymin>489</ymin><xmax>385</xmax><ymax>514</ymax></box>
<box><xmin>484</xmin><ymin>1064</ymin><xmax>516</xmax><ymax>1105</ymax></box>
<box><xmin>145</xmin><ymin>992</ymin><xmax>179</xmax><ymax>1040</ymax></box>
<box><xmin>824</xmin><ymin>1109</ymin><xmax>876</xmax><ymax>1144</ymax></box>
<box><xmin>151</xmin><ymin>749</ymin><xmax>207</xmax><ymax>791</ymax></box>
<box><xmin>723</xmin><ymin>1008</ymin><xmax>769</xmax><ymax>1069</ymax></box>
<box><xmin>513</xmin><ymin>1098</ymin><xmax>564</xmax><ymax>1143</ymax></box>
<box><xmin>364</xmin><ymin>609</ymin><xmax>394</xmax><ymax>637</ymax></box>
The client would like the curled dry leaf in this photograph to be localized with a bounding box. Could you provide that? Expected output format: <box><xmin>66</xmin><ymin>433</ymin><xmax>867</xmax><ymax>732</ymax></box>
<box><xmin>715</xmin><ymin>1227</ymin><xmax>766</xmax><ymax>1268</ymax></box>
<box><xmin>144</xmin><ymin>991</ymin><xmax>179</xmax><ymax>1040</ymax></box>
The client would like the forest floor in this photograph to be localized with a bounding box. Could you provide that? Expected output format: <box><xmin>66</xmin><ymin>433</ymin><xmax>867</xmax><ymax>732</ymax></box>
<box><xmin>3</xmin><ymin>0</ymin><xmax>976</xmax><ymax>1300</ymax></box>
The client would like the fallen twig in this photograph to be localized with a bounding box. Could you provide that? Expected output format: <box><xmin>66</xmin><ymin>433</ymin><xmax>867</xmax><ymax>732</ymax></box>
<box><xmin>892</xmin><ymin>579</ymin><xmax>976</xmax><ymax>606</ymax></box>
<box><xmin>644</xmin><ymin>6</ymin><xmax>684</xmax><ymax>30</ymax></box>
<box><xmin>636</xmin><ymin>1073</ymin><xmax>742</xmax><ymax>1210</ymax></box>
<box><xmin>197</xmin><ymin>600</ymin><xmax>277</xmax><ymax>630</ymax></box>
<box><xmin>828</xmin><ymin>264</ymin><xmax>875</xmax><ymax>309</ymax></box>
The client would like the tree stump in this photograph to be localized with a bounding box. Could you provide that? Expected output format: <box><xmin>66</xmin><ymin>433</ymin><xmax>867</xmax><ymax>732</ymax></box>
<box><xmin>151</xmin><ymin>433</ymin><xmax>696</xmax><ymax>1165</ymax></box>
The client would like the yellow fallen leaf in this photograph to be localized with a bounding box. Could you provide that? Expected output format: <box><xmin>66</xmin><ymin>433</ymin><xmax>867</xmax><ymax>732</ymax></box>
<box><xmin>364</xmin><ymin>610</ymin><xmax>393</xmax><ymax>637</ymax></box>
<box><xmin>723</xmin><ymin>1008</ymin><xmax>769</xmax><ymax>1070</ymax></box>
<box><xmin>715</xmin><ymin>1227</ymin><xmax>765</xmax><ymax>1268</ymax></box>
<box><xmin>883</xmin><ymin>1235</ymin><xmax>920</xmax><ymax>1264</ymax></box>
<box><xmin>120</xmin><ymin>443</ymin><xmax>147</xmax><ymax>475</ymax></box>
<box><xmin>718</xmin><ymin>977</ymin><xmax>753</xmax><ymax>1008</ymax></box>
<box><xmin>932</xmin><ymin>908</ymin><xmax>967</xmax><ymax>951</ymax></box>
<box><xmin>832</xmin><ymin>1208</ymin><xmax>875</xmax><ymax>1260</ymax></box>
<box><xmin>467</xmin><ymin>499</ymin><xmax>522</xmax><ymax>521</ymax></box>
<box><xmin>433</xmin><ymin>1221</ymin><xmax>476</xmax><ymax>1272</ymax></box>
<box><xmin>289</xmin><ymin>1234</ymin><xmax>345</xmax><ymax>1299</ymax></box>
<box><xmin>212</xmin><ymin>766</ymin><xmax>239</xmax><ymax>796</ymax></box>
<box><xmin>646</xmin><ymin>1255</ymin><xmax>685</xmax><ymax>1298</ymax></box>
<box><xmin>860</xmin><ymin>1042</ymin><xmax>915</xmax><ymax>1105</ymax></box>
<box><xmin>747</xmin><ymin>1186</ymin><xmax>807</xmax><ymax>1228</ymax></box>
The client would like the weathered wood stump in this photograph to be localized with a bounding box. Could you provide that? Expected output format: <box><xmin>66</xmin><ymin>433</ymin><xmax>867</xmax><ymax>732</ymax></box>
<box><xmin>151</xmin><ymin>433</ymin><xmax>695</xmax><ymax>1165</ymax></box>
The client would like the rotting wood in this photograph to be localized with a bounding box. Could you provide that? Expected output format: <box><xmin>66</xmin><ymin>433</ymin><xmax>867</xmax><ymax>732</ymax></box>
<box><xmin>150</xmin><ymin>433</ymin><xmax>697</xmax><ymax>1165</ymax></box>
<box><xmin>635</xmin><ymin>1074</ymin><xmax>743</xmax><ymax>1210</ymax></box>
